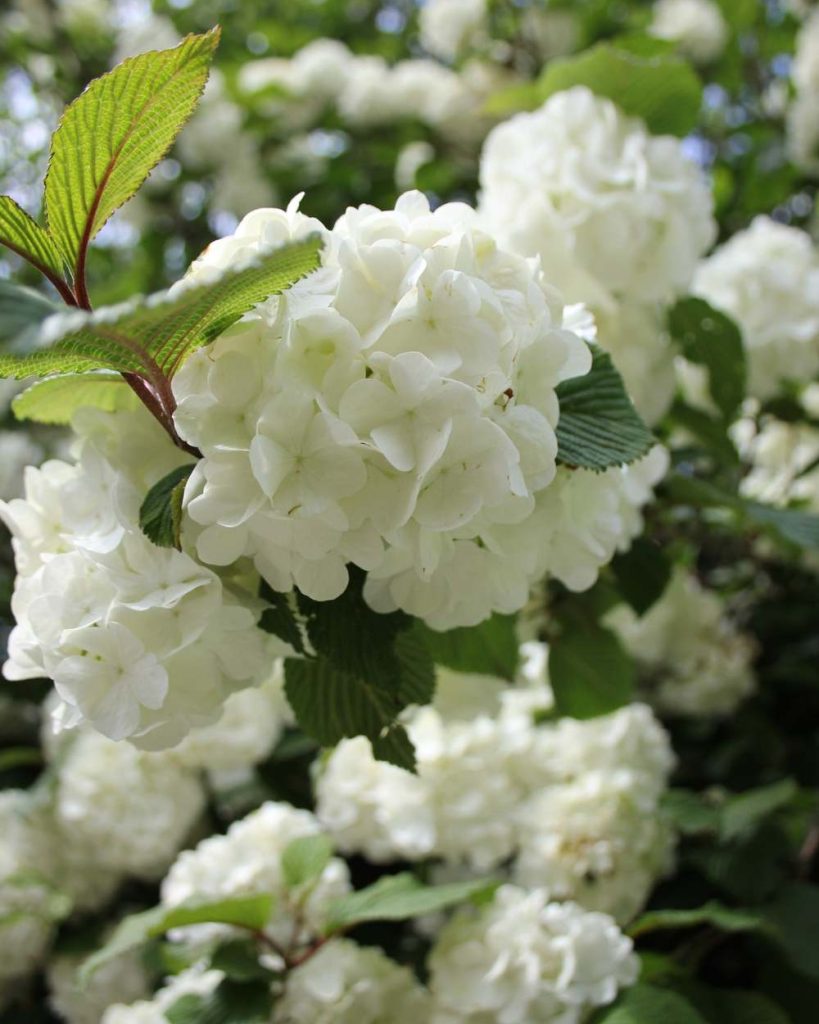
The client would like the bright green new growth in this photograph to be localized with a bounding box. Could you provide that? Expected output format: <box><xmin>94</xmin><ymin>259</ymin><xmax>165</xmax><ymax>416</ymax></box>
<box><xmin>12</xmin><ymin>372</ymin><xmax>137</xmax><ymax>424</ymax></box>
<box><xmin>0</xmin><ymin>197</ymin><xmax>67</xmax><ymax>294</ymax></box>
<box><xmin>43</xmin><ymin>28</ymin><xmax>220</xmax><ymax>305</ymax></box>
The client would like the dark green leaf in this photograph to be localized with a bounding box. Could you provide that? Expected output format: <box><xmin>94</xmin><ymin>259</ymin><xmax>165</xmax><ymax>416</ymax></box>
<box><xmin>166</xmin><ymin>979</ymin><xmax>271</xmax><ymax>1024</ymax></box>
<box><xmin>555</xmin><ymin>346</ymin><xmax>655</xmax><ymax>472</ymax></box>
<box><xmin>669</xmin><ymin>298</ymin><xmax>746</xmax><ymax>422</ymax></box>
<box><xmin>208</xmin><ymin>939</ymin><xmax>273</xmax><ymax>982</ymax></box>
<box><xmin>549</xmin><ymin>616</ymin><xmax>634</xmax><ymax>719</ymax></box>
<box><xmin>0</xmin><ymin>746</ymin><xmax>42</xmax><ymax>771</ymax></box>
<box><xmin>417</xmin><ymin>614</ymin><xmax>519</xmax><ymax>680</ymax></box>
<box><xmin>258</xmin><ymin>586</ymin><xmax>305</xmax><ymax>654</ymax></box>
<box><xmin>670</xmin><ymin>401</ymin><xmax>740</xmax><ymax>466</ymax></box>
<box><xmin>12</xmin><ymin>372</ymin><xmax>134</xmax><ymax>425</ymax></box>
<box><xmin>538</xmin><ymin>43</ymin><xmax>703</xmax><ymax>136</ymax></box>
<box><xmin>371</xmin><ymin>725</ymin><xmax>417</xmax><ymax>772</ymax></box>
<box><xmin>324</xmin><ymin>873</ymin><xmax>497</xmax><ymax>933</ymax></box>
<box><xmin>712</xmin><ymin>990</ymin><xmax>790</xmax><ymax>1024</ymax></box>
<box><xmin>628</xmin><ymin>902</ymin><xmax>765</xmax><ymax>939</ymax></box>
<box><xmin>139</xmin><ymin>463</ymin><xmax>195</xmax><ymax>550</ymax></box>
<box><xmin>591</xmin><ymin>983</ymin><xmax>708</xmax><ymax>1024</ymax></box>
<box><xmin>660</xmin><ymin>790</ymin><xmax>722</xmax><ymax>835</ymax></box>
<box><xmin>280</xmin><ymin>834</ymin><xmax>333</xmax><ymax>889</ymax></box>
<box><xmin>764</xmin><ymin>884</ymin><xmax>819</xmax><ymax>980</ymax></box>
<box><xmin>720</xmin><ymin>779</ymin><xmax>799</xmax><ymax>842</ymax></box>
<box><xmin>611</xmin><ymin>539</ymin><xmax>672</xmax><ymax>616</ymax></box>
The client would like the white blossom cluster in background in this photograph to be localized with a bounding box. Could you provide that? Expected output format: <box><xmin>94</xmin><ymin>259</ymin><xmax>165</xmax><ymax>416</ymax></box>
<box><xmin>317</xmin><ymin>647</ymin><xmax>676</xmax><ymax>925</ymax></box>
<box><xmin>648</xmin><ymin>0</ymin><xmax>728</xmax><ymax>65</ymax></box>
<box><xmin>606</xmin><ymin>568</ymin><xmax>757</xmax><ymax>718</ymax></box>
<box><xmin>173</xmin><ymin>191</ymin><xmax>665</xmax><ymax>632</ymax></box>
<box><xmin>478</xmin><ymin>86</ymin><xmax>716</xmax><ymax>425</ymax></box>
<box><xmin>419</xmin><ymin>0</ymin><xmax>488</xmax><ymax>63</ymax></box>
<box><xmin>692</xmin><ymin>216</ymin><xmax>819</xmax><ymax>401</ymax></box>
<box><xmin>788</xmin><ymin>7</ymin><xmax>819</xmax><ymax>175</ymax></box>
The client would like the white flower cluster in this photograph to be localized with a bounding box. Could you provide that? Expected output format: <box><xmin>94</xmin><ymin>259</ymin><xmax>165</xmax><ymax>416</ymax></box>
<box><xmin>427</xmin><ymin>885</ymin><xmax>638</xmax><ymax>1024</ymax></box>
<box><xmin>173</xmin><ymin>192</ymin><xmax>663</xmax><ymax>630</ymax></box>
<box><xmin>238</xmin><ymin>38</ymin><xmax>508</xmax><ymax>143</ymax></box>
<box><xmin>48</xmin><ymin>947</ymin><xmax>150</xmax><ymax>1024</ymax></box>
<box><xmin>693</xmin><ymin>217</ymin><xmax>819</xmax><ymax>400</ymax></box>
<box><xmin>420</xmin><ymin>0</ymin><xmax>488</xmax><ymax>62</ymax></box>
<box><xmin>1</xmin><ymin>407</ymin><xmax>275</xmax><ymax>748</ymax></box>
<box><xmin>160</xmin><ymin>801</ymin><xmax>351</xmax><ymax>949</ymax></box>
<box><xmin>317</xmin><ymin>655</ymin><xmax>675</xmax><ymax>923</ymax></box>
<box><xmin>478</xmin><ymin>86</ymin><xmax>715</xmax><ymax>424</ymax></box>
<box><xmin>606</xmin><ymin>568</ymin><xmax>756</xmax><ymax>718</ymax></box>
<box><xmin>788</xmin><ymin>9</ymin><xmax>819</xmax><ymax>174</ymax></box>
<box><xmin>102</xmin><ymin>968</ymin><xmax>223</xmax><ymax>1024</ymax></box>
<box><xmin>274</xmin><ymin>939</ymin><xmax>431</xmax><ymax>1023</ymax></box>
<box><xmin>649</xmin><ymin>0</ymin><xmax>728</xmax><ymax>64</ymax></box>
<box><xmin>0</xmin><ymin>431</ymin><xmax>43</xmax><ymax>501</ymax></box>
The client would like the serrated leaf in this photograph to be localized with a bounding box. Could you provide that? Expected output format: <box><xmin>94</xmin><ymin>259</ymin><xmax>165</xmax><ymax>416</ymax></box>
<box><xmin>417</xmin><ymin>613</ymin><xmax>519</xmax><ymax>680</ymax></box>
<box><xmin>139</xmin><ymin>463</ymin><xmax>194</xmax><ymax>549</ymax></box>
<box><xmin>591</xmin><ymin>983</ymin><xmax>708</xmax><ymax>1024</ymax></box>
<box><xmin>12</xmin><ymin>371</ymin><xmax>134</xmax><ymax>424</ymax></box>
<box><xmin>0</xmin><ymin>280</ymin><xmax>61</xmax><ymax>352</ymax></box>
<box><xmin>0</xmin><ymin>235</ymin><xmax>322</xmax><ymax>381</ymax></box>
<box><xmin>44</xmin><ymin>30</ymin><xmax>220</xmax><ymax>286</ymax></box>
<box><xmin>0</xmin><ymin>196</ymin><xmax>66</xmax><ymax>283</ymax></box>
<box><xmin>324</xmin><ymin>873</ymin><xmax>497</xmax><ymax>933</ymax></box>
<box><xmin>371</xmin><ymin>724</ymin><xmax>417</xmax><ymax>772</ymax></box>
<box><xmin>81</xmin><ymin>893</ymin><xmax>275</xmax><ymax>983</ymax></box>
<box><xmin>720</xmin><ymin>779</ymin><xmax>799</xmax><ymax>842</ymax></box>
<box><xmin>628</xmin><ymin>902</ymin><xmax>766</xmax><ymax>939</ymax></box>
<box><xmin>280</xmin><ymin>834</ymin><xmax>333</xmax><ymax>890</ymax></box>
<box><xmin>669</xmin><ymin>297</ymin><xmax>746</xmax><ymax>422</ymax></box>
<box><xmin>611</xmin><ymin>538</ymin><xmax>672</xmax><ymax>616</ymax></box>
<box><xmin>539</xmin><ymin>42</ymin><xmax>702</xmax><ymax>136</ymax></box>
<box><xmin>166</xmin><ymin>979</ymin><xmax>271</xmax><ymax>1024</ymax></box>
<box><xmin>556</xmin><ymin>346</ymin><xmax>655</xmax><ymax>471</ymax></box>
<box><xmin>549</xmin><ymin>616</ymin><xmax>634</xmax><ymax>719</ymax></box>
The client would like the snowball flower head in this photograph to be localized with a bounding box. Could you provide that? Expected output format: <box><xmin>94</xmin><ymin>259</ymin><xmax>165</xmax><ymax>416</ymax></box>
<box><xmin>478</xmin><ymin>86</ymin><xmax>715</xmax><ymax>306</ymax></box>
<box><xmin>275</xmin><ymin>939</ymin><xmax>431</xmax><ymax>1023</ymax></box>
<box><xmin>427</xmin><ymin>885</ymin><xmax>638</xmax><ymax>1024</ymax></box>
<box><xmin>649</xmin><ymin>0</ymin><xmax>728</xmax><ymax>64</ymax></box>
<box><xmin>420</xmin><ymin>0</ymin><xmax>488</xmax><ymax>62</ymax></box>
<box><xmin>693</xmin><ymin>217</ymin><xmax>819</xmax><ymax>400</ymax></box>
<box><xmin>173</xmin><ymin>191</ymin><xmax>602</xmax><ymax>630</ymax></box>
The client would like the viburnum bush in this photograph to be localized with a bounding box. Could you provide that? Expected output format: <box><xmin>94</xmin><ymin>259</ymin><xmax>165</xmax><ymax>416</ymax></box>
<box><xmin>0</xmin><ymin>2</ymin><xmax>818</xmax><ymax>1023</ymax></box>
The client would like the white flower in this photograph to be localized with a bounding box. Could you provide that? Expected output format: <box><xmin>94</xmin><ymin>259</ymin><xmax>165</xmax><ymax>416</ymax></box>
<box><xmin>427</xmin><ymin>885</ymin><xmax>638</xmax><ymax>1024</ymax></box>
<box><xmin>160</xmin><ymin>801</ymin><xmax>350</xmax><ymax>950</ymax></box>
<box><xmin>787</xmin><ymin>93</ymin><xmax>819</xmax><ymax>176</ymax></box>
<box><xmin>53</xmin><ymin>728</ymin><xmax>206</xmax><ymax>881</ymax></box>
<box><xmin>0</xmin><ymin>431</ymin><xmax>43</xmax><ymax>500</ymax></box>
<box><xmin>649</xmin><ymin>0</ymin><xmax>728</xmax><ymax>64</ymax></box>
<box><xmin>420</xmin><ymin>0</ymin><xmax>488</xmax><ymax>62</ymax></box>
<box><xmin>274</xmin><ymin>939</ymin><xmax>430</xmax><ymax>1023</ymax></box>
<box><xmin>513</xmin><ymin>773</ymin><xmax>675</xmax><ymax>924</ymax></box>
<box><xmin>48</xmin><ymin>947</ymin><xmax>150</xmax><ymax>1024</ymax></box>
<box><xmin>735</xmin><ymin>411</ymin><xmax>819</xmax><ymax>511</ymax></box>
<box><xmin>101</xmin><ymin>968</ymin><xmax>223</xmax><ymax>1024</ymax></box>
<box><xmin>478</xmin><ymin>86</ymin><xmax>715</xmax><ymax>306</ymax></box>
<box><xmin>173</xmin><ymin>191</ymin><xmax>600</xmax><ymax>629</ymax></box>
<box><xmin>693</xmin><ymin>217</ymin><xmax>819</xmax><ymax>400</ymax></box>
<box><xmin>605</xmin><ymin>569</ymin><xmax>757</xmax><ymax>717</ymax></box>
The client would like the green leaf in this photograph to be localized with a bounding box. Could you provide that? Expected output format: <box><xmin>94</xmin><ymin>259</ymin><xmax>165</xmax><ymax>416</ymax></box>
<box><xmin>538</xmin><ymin>42</ymin><xmax>703</xmax><ymax>136</ymax></box>
<box><xmin>555</xmin><ymin>346</ymin><xmax>655</xmax><ymax>472</ymax></box>
<box><xmin>208</xmin><ymin>939</ymin><xmax>273</xmax><ymax>982</ymax></box>
<box><xmin>660</xmin><ymin>789</ymin><xmax>722</xmax><ymax>835</ymax></box>
<box><xmin>628</xmin><ymin>902</ymin><xmax>765</xmax><ymax>939</ymax></box>
<box><xmin>0</xmin><ymin>746</ymin><xmax>43</xmax><ymax>771</ymax></box>
<box><xmin>81</xmin><ymin>893</ymin><xmax>275</xmax><ymax>983</ymax></box>
<box><xmin>591</xmin><ymin>983</ymin><xmax>708</xmax><ymax>1024</ymax></box>
<box><xmin>764</xmin><ymin>884</ymin><xmax>819</xmax><ymax>980</ymax></box>
<box><xmin>0</xmin><ymin>280</ymin><xmax>61</xmax><ymax>352</ymax></box>
<box><xmin>280</xmin><ymin>834</ymin><xmax>333</xmax><ymax>890</ymax></box>
<box><xmin>44</xmin><ymin>30</ymin><xmax>220</xmax><ymax>283</ymax></box>
<box><xmin>713</xmin><ymin>991</ymin><xmax>790</xmax><ymax>1024</ymax></box>
<box><xmin>417</xmin><ymin>613</ymin><xmax>519</xmax><ymax>680</ymax></box>
<box><xmin>720</xmin><ymin>779</ymin><xmax>799</xmax><ymax>842</ymax></box>
<box><xmin>668</xmin><ymin>298</ymin><xmax>746</xmax><ymax>422</ymax></box>
<box><xmin>324</xmin><ymin>873</ymin><xmax>496</xmax><ymax>933</ymax></box>
<box><xmin>166</xmin><ymin>979</ymin><xmax>271</xmax><ymax>1024</ymax></box>
<box><xmin>371</xmin><ymin>725</ymin><xmax>417</xmax><ymax>772</ymax></box>
<box><xmin>669</xmin><ymin>401</ymin><xmax>740</xmax><ymax>466</ymax></box>
<box><xmin>12</xmin><ymin>371</ymin><xmax>134</xmax><ymax>424</ymax></box>
<box><xmin>611</xmin><ymin>538</ymin><xmax>672</xmax><ymax>616</ymax></box>
<box><xmin>0</xmin><ymin>234</ymin><xmax>322</xmax><ymax>381</ymax></box>
<box><xmin>139</xmin><ymin>463</ymin><xmax>194</xmax><ymax>550</ymax></box>
<box><xmin>258</xmin><ymin>586</ymin><xmax>305</xmax><ymax>654</ymax></box>
<box><xmin>549</xmin><ymin>616</ymin><xmax>635</xmax><ymax>719</ymax></box>
<box><xmin>0</xmin><ymin>196</ymin><xmax>66</xmax><ymax>282</ymax></box>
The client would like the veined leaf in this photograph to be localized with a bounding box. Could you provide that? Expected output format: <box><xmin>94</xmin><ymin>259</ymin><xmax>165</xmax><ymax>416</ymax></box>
<box><xmin>166</xmin><ymin>980</ymin><xmax>271</xmax><ymax>1024</ymax></box>
<box><xmin>417</xmin><ymin>613</ymin><xmax>519</xmax><ymax>680</ymax></box>
<box><xmin>280</xmin><ymin>834</ymin><xmax>333</xmax><ymax>890</ymax></box>
<box><xmin>0</xmin><ymin>196</ymin><xmax>66</xmax><ymax>284</ymax></box>
<box><xmin>549</xmin><ymin>614</ymin><xmax>635</xmax><ymax>719</ymax></box>
<box><xmin>44</xmin><ymin>29</ymin><xmax>220</xmax><ymax>288</ymax></box>
<box><xmin>140</xmin><ymin>463</ymin><xmax>195</xmax><ymax>549</ymax></box>
<box><xmin>12</xmin><ymin>371</ymin><xmax>134</xmax><ymax>424</ymax></box>
<box><xmin>0</xmin><ymin>235</ymin><xmax>322</xmax><ymax>381</ymax></box>
<box><xmin>556</xmin><ymin>346</ymin><xmax>655</xmax><ymax>472</ymax></box>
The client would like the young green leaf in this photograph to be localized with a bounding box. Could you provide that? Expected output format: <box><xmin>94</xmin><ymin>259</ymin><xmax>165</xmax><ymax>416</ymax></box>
<box><xmin>0</xmin><ymin>197</ymin><xmax>68</xmax><ymax>294</ymax></box>
<box><xmin>44</xmin><ymin>29</ymin><xmax>221</xmax><ymax>299</ymax></box>
<box><xmin>139</xmin><ymin>463</ymin><xmax>195</xmax><ymax>549</ymax></box>
<box><xmin>539</xmin><ymin>42</ymin><xmax>703</xmax><ymax>136</ymax></box>
<box><xmin>555</xmin><ymin>346</ymin><xmax>655</xmax><ymax>472</ymax></box>
<box><xmin>549</xmin><ymin>615</ymin><xmax>635</xmax><ymax>719</ymax></box>
<box><xmin>324</xmin><ymin>873</ymin><xmax>497</xmax><ymax>933</ymax></box>
<box><xmin>280</xmin><ymin>834</ymin><xmax>333</xmax><ymax>890</ymax></box>
<box><xmin>416</xmin><ymin>613</ymin><xmax>519</xmax><ymax>680</ymax></box>
<box><xmin>0</xmin><ymin>234</ymin><xmax>322</xmax><ymax>381</ymax></box>
<box><xmin>12</xmin><ymin>372</ymin><xmax>134</xmax><ymax>425</ymax></box>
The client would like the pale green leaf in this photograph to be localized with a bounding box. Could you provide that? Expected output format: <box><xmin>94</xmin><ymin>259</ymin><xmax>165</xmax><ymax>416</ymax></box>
<box><xmin>12</xmin><ymin>371</ymin><xmax>135</xmax><ymax>424</ymax></box>
<box><xmin>556</xmin><ymin>346</ymin><xmax>655</xmax><ymax>472</ymax></box>
<box><xmin>0</xmin><ymin>196</ymin><xmax>66</xmax><ymax>283</ymax></box>
<box><xmin>44</xmin><ymin>30</ymin><xmax>220</xmax><ymax>279</ymax></box>
<box><xmin>280</xmin><ymin>834</ymin><xmax>333</xmax><ymax>890</ymax></box>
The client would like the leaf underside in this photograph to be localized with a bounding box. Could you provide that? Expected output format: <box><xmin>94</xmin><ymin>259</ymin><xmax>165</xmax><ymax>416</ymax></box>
<box><xmin>0</xmin><ymin>196</ymin><xmax>66</xmax><ymax>281</ymax></box>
